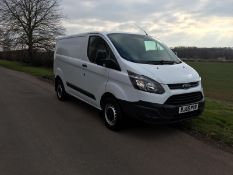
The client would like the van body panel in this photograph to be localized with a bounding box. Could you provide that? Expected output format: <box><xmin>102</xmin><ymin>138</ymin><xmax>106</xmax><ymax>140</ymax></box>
<box><xmin>55</xmin><ymin>36</ymin><xmax>89</xmax><ymax>100</ymax></box>
<box><xmin>106</xmin><ymin>70</ymin><xmax>139</xmax><ymax>102</ymax></box>
<box><xmin>56</xmin><ymin>36</ymin><xmax>87</xmax><ymax>59</ymax></box>
<box><xmin>81</xmin><ymin>62</ymin><xmax>109</xmax><ymax>107</ymax></box>
<box><xmin>123</xmin><ymin>60</ymin><xmax>200</xmax><ymax>85</ymax></box>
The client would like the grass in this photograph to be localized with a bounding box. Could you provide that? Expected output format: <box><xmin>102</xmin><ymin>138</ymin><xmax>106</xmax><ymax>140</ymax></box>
<box><xmin>187</xmin><ymin>62</ymin><xmax>233</xmax><ymax>103</ymax></box>
<box><xmin>0</xmin><ymin>59</ymin><xmax>53</xmax><ymax>80</ymax></box>
<box><xmin>181</xmin><ymin>99</ymin><xmax>233</xmax><ymax>147</ymax></box>
<box><xmin>0</xmin><ymin>59</ymin><xmax>232</xmax><ymax>147</ymax></box>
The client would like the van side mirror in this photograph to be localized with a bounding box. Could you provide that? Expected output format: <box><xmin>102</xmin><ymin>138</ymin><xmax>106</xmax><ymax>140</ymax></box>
<box><xmin>95</xmin><ymin>50</ymin><xmax>120</xmax><ymax>71</ymax></box>
<box><xmin>95</xmin><ymin>50</ymin><xmax>107</xmax><ymax>65</ymax></box>
<box><xmin>103</xmin><ymin>59</ymin><xmax>120</xmax><ymax>71</ymax></box>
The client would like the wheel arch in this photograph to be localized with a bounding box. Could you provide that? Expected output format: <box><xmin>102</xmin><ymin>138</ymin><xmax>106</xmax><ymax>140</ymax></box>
<box><xmin>55</xmin><ymin>75</ymin><xmax>63</xmax><ymax>91</ymax></box>
<box><xmin>100</xmin><ymin>92</ymin><xmax>117</xmax><ymax>110</ymax></box>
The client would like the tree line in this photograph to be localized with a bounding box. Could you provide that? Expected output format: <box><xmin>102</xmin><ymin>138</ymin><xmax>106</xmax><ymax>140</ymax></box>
<box><xmin>173</xmin><ymin>47</ymin><xmax>233</xmax><ymax>60</ymax></box>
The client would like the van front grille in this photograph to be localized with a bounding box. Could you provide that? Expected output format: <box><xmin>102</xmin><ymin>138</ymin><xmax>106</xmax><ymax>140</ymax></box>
<box><xmin>168</xmin><ymin>82</ymin><xmax>199</xmax><ymax>90</ymax></box>
<box><xmin>165</xmin><ymin>92</ymin><xmax>203</xmax><ymax>105</ymax></box>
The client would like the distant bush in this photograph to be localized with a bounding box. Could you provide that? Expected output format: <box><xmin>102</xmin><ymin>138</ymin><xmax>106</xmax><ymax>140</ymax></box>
<box><xmin>0</xmin><ymin>50</ymin><xmax>54</xmax><ymax>68</ymax></box>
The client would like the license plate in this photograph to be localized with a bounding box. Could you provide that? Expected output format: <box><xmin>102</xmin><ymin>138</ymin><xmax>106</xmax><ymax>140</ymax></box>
<box><xmin>179</xmin><ymin>104</ymin><xmax>199</xmax><ymax>114</ymax></box>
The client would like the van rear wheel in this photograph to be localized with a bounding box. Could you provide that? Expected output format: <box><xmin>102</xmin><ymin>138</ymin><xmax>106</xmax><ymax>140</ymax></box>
<box><xmin>56</xmin><ymin>79</ymin><xmax>67</xmax><ymax>101</ymax></box>
<box><xmin>103</xmin><ymin>97</ymin><xmax>123</xmax><ymax>131</ymax></box>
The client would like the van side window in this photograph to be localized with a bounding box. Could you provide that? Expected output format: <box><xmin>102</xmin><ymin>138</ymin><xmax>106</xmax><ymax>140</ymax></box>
<box><xmin>87</xmin><ymin>36</ymin><xmax>120</xmax><ymax>71</ymax></box>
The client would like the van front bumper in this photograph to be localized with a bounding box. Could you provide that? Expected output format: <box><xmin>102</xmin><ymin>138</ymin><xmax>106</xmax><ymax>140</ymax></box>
<box><xmin>119</xmin><ymin>99</ymin><xmax>205</xmax><ymax>123</ymax></box>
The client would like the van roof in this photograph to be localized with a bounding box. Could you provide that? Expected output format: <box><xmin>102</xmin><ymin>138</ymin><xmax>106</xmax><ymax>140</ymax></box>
<box><xmin>56</xmin><ymin>32</ymin><xmax>147</xmax><ymax>40</ymax></box>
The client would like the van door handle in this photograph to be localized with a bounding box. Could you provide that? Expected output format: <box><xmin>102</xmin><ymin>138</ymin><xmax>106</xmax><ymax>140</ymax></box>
<box><xmin>82</xmin><ymin>64</ymin><xmax>87</xmax><ymax>68</ymax></box>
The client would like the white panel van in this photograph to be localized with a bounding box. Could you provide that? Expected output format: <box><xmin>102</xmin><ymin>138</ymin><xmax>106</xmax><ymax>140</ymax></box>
<box><xmin>54</xmin><ymin>32</ymin><xmax>205</xmax><ymax>130</ymax></box>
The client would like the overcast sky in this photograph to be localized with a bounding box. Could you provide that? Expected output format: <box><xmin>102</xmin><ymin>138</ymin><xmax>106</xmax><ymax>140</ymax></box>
<box><xmin>61</xmin><ymin>0</ymin><xmax>233</xmax><ymax>47</ymax></box>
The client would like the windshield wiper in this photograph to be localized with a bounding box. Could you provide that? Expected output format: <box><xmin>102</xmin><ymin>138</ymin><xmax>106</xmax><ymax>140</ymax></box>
<box><xmin>159</xmin><ymin>60</ymin><xmax>176</xmax><ymax>65</ymax></box>
<box><xmin>143</xmin><ymin>60</ymin><xmax>176</xmax><ymax>65</ymax></box>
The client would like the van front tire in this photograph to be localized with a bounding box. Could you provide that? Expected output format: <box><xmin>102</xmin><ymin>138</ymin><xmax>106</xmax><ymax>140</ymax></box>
<box><xmin>102</xmin><ymin>97</ymin><xmax>123</xmax><ymax>131</ymax></box>
<box><xmin>55</xmin><ymin>79</ymin><xmax>67</xmax><ymax>101</ymax></box>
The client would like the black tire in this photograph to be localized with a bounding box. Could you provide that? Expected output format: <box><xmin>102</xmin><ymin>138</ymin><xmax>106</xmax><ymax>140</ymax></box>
<box><xmin>102</xmin><ymin>97</ymin><xmax>123</xmax><ymax>131</ymax></box>
<box><xmin>55</xmin><ymin>79</ymin><xmax>67</xmax><ymax>101</ymax></box>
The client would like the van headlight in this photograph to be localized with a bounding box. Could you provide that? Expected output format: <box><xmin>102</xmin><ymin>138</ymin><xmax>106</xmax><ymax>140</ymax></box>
<box><xmin>128</xmin><ymin>71</ymin><xmax>165</xmax><ymax>94</ymax></box>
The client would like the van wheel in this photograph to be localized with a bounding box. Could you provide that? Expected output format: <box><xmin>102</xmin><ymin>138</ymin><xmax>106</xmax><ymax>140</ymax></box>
<box><xmin>56</xmin><ymin>79</ymin><xmax>67</xmax><ymax>101</ymax></box>
<box><xmin>103</xmin><ymin>97</ymin><xmax>123</xmax><ymax>131</ymax></box>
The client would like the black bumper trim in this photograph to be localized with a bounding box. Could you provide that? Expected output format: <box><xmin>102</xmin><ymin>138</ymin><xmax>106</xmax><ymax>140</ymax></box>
<box><xmin>119</xmin><ymin>99</ymin><xmax>205</xmax><ymax>123</ymax></box>
<box><xmin>66</xmin><ymin>82</ymin><xmax>96</xmax><ymax>100</ymax></box>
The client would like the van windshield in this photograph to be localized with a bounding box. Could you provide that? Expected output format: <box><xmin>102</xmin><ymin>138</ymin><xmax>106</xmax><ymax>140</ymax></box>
<box><xmin>107</xmin><ymin>33</ymin><xmax>181</xmax><ymax>65</ymax></box>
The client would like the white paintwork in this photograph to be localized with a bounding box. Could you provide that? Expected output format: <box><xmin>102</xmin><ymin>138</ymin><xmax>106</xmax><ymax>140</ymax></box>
<box><xmin>54</xmin><ymin>32</ymin><xmax>204</xmax><ymax>110</ymax></box>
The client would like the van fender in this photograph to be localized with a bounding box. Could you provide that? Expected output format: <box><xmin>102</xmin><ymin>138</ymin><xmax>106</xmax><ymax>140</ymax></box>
<box><xmin>105</xmin><ymin>81</ymin><xmax>138</xmax><ymax>103</ymax></box>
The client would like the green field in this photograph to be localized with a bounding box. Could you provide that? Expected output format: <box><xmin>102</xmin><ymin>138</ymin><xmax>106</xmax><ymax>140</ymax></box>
<box><xmin>188</xmin><ymin>62</ymin><xmax>233</xmax><ymax>103</ymax></box>
<box><xmin>0</xmin><ymin>59</ymin><xmax>233</xmax><ymax>147</ymax></box>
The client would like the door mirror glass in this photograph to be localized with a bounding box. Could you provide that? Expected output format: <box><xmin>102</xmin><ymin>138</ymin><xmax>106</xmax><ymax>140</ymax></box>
<box><xmin>103</xmin><ymin>59</ymin><xmax>119</xmax><ymax>70</ymax></box>
<box><xmin>95</xmin><ymin>50</ymin><xmax>107</xmax><ymax>65</ymax></box>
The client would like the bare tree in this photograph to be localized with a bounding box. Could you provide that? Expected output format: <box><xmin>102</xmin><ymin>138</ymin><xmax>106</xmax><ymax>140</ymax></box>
<box><xmin>0</xmin><ymin>24</ymin><xmax>13</xmax><ymax>51</ymax></box>
<box><xmin>0</xmin><ymin>0</ymin><xmax>64</xmax><ymax>59</ymax></box>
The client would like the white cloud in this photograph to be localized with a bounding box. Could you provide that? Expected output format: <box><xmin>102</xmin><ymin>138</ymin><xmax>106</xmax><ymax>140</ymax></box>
<box><xmin>61</xmin><ymin>0</ymin><xmax>233</xmax><ymax>47</ymax></box>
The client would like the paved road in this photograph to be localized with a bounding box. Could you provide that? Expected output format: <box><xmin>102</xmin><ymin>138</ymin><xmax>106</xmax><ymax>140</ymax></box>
<box><xmin>0</xmin><ymin>67</ymin><xmax>233</xmax><ymax>175</ymax></box>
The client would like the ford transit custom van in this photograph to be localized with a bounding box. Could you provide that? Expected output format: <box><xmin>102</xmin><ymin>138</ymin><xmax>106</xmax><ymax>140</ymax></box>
<box><xmin>54</xmin><ymin>32</ymin><xmax>205</xmax><ymax>130</ymax></box>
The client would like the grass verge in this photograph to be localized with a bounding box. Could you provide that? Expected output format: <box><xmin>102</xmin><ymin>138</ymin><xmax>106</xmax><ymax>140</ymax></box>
<box><xmin>180</xmin><ymin>98</ymin><xmax>233</xmax><ymax>147</ymax></box>
<box><xmin>0</xmin><ymin>59</ymin><xmax>53</xmax><ymax>80</ymax></box>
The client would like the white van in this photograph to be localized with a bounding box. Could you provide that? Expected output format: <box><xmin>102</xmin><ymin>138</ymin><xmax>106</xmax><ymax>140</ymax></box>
<box><xmin>54</xmin><ymin>32</ymin><xmax>205</xmax><ymax>130</ymax></box>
